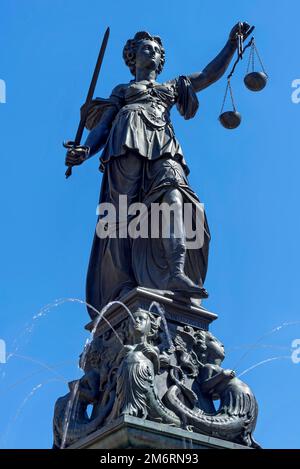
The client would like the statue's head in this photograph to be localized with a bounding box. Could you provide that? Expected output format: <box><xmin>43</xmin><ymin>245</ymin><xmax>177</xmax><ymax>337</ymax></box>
<box><xmin>194</xmin><ymin>330</ymin><xmax>225</xmax><ymax>364</ymax></box>
<box><xmin>132</xmin><ymin>308</ymin><xmax>161</xmax><ymax>339</ymax></box>
<box><xmin>123</xmin><ymin>31</ymin><xmax>165</xmax><ymax>77</ymax></box>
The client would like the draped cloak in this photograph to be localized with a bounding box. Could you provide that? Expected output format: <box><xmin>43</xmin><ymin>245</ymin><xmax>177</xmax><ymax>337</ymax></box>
<box><xmin>85</xmin><ymin>76</ymin><xmax>210</xmax><ymax>319</ymax></box>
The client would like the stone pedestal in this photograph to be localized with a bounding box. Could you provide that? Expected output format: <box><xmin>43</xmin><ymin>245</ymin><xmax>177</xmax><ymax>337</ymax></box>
<box><xmin>85</xmin><ymin>286</ymin><xmax>218</xmax><ymax>335</ymax></box>
<box><xmin>53</xmin><ymin>286</ymin><xmax>260</xmax><ymax>450</ymax></box>
<box><xmin>69</xmin><ymin>415</ymin><xmax>248</xmax><ymax>450</ymax></box>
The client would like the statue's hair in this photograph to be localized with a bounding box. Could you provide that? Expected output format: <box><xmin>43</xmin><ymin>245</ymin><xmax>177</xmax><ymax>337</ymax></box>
<box><xmin>123</xmin><ymin>31</ymin><xmax>165</xmax><ymax>77</ymax></box>
<box><xmin>194</xmin><ymin>330</ymin><xmax>225</xmax><ymax>364</ymax></box>
<box><xmin>194</xmin><ymin>330</ymin><xmax>214</xmax><ymax>363</ymax></box>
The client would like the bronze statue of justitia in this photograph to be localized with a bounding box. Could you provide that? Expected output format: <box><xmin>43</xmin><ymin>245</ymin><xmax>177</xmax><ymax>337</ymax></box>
<box><xmin>65</xmin><ymin>23</ymin><xmax>252</xmax><ymax>319</ymax></box>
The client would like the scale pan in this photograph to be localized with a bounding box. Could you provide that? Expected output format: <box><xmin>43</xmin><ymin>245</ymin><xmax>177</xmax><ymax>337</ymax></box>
<box><xmin>219</xmin><ymin>111</ymin><xmax>241</xmax><ymax>129</ymax></box>
<box><xmin>244</xmin><ymin>71</ymin><xmax>268</xmax><ymax>91</ymax></box>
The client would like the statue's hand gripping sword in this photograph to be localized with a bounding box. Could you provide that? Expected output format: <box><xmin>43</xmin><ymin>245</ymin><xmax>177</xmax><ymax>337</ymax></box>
<box><xmin>64</xmin><ymin>27</ymin><xmax>110</xmax><ymax>178</ymax></box>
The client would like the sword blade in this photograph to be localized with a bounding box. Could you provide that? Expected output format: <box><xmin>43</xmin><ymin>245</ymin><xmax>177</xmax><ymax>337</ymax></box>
<box><xmin>65</xmin><ymin>26</ymin><xmax>110</xmax><ymax>178</ymax></box>
<box><xmin>74</xmin><ymin>26</ymin><xmax>110</xmax><ymax>145</ymax></box>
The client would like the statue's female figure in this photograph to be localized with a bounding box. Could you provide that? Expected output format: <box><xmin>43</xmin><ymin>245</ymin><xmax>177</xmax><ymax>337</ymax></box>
<box><xmin>65</xmin><ymin>24</ymin><xmax>251</xmax><ymax>318</ymax></box>
<box><xmin>105</xmin><ymin>308</ymin><xmax>180</xmax><ymax>426</ymax></box>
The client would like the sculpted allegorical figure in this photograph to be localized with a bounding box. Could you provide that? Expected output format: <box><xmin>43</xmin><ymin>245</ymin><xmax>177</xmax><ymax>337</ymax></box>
<box><xmin>164</xmin><ymin>329</ymin><xmax>261</xmax><ymax>448</ymax></box>
<box><xmin>65</xmin><ymin>23</ymin><xmax>252</xmax><ymax>318</ymax></box>
<box><xmin>52</xmin><ymin>334</ymin><xmax>121</xmax><ymax>448</ymax></box>
<box><xmin>195</xmin><ymin>331</ymin><xmax>260</xmax><ymax>447</ymax></box>
<box><xmin>105</xmin><ymin>308</ymin><xmax>181</xmax><ymax>427</ymax></box>
<box><xmin>52</xmin><ymin>375</ymin><xmax>101</xmax><ymax>449</ymax></box>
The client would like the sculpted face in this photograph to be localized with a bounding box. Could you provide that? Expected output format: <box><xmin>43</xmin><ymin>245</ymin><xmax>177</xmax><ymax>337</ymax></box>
<box><xmin>135</xmin><ymin>39</ymin><xmax>161</xmax><ymax>74</ymax></box>
<box><xmin>133</xmin><ymin>310</ymin><xmax>151</xmax><ymax>335</ymax></box>
<box><xmin>207</xmin><ymin>335</ymin><xmax>225</xmax><ymax>361</ymax></box>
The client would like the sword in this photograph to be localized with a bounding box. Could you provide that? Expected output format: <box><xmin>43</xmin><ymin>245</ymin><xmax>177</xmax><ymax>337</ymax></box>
<box><xmin>64</xmin><ymin>26</ymin><xmax>110</xmax><ymax>178</ymax></box>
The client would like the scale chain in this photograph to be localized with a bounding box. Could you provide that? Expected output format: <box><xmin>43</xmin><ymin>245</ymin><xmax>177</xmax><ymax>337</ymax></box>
<box><xmin>253</xmin><ymin>42</ymin><xmax>268</xmax><ymax>76</ymax></box>
<box><xmin>220</xmin><ymin>79</ymin><xmax>237</xmax><ymax>114</ymax></box>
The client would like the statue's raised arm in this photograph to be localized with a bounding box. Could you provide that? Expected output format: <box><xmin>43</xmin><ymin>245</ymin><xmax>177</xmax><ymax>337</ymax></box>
<box><xmin>188</xmin><ymin>22</ymin><xmax>252</xmax><ymax>92</ymax></box>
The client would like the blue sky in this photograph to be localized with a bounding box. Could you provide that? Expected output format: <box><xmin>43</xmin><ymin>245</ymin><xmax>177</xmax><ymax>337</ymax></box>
<box><xmin>0</xmin><ymin>0</ymin><xmax>300</xmax><ymax>449</ymax></box>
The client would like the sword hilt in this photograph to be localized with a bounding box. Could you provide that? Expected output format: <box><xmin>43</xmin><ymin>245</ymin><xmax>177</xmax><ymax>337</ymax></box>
<box><xmin>64</xmin><ymin>140</ymin><xmax>75</xmax><ymax>178</ymax></box>
<box><xmin>65</xmin><ymin>166</ymin><xmax>72</xmax><ymax>178</ymax></box>
<box><xmin>64</xmin><ymin>140</ymin><xmax>90</xmax><ymax>178</ymax></box>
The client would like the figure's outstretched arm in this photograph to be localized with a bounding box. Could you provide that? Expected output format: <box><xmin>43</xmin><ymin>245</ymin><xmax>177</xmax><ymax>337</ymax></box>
<box><xmin>189</xmin><ymin>22</ymin><xmax>252</xmax><ymax>92</ymax></box>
